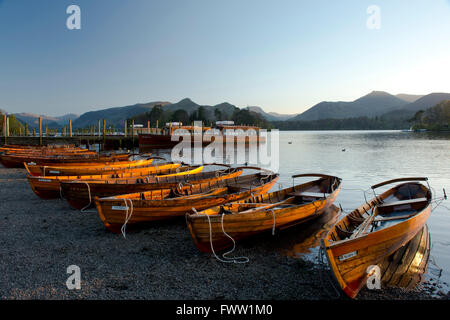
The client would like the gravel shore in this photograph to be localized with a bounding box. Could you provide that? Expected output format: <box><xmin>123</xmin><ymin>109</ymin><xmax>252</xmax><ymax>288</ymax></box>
<box><xmin>0</xmin><ymin>166</ymin><xmax>444</xmax><ymax>300</ymax></box>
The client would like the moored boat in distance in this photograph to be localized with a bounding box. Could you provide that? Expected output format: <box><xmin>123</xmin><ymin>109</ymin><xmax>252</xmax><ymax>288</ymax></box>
<box><xmin>321</xmin><ymin>177</ymin><xmax>432</xmax><ymax>299</ymax></box>
<box><xmin>138</xmin><ymin>121</ymin><xmax>266</xmax><ymax>149</ymax></box>
<box><xmin>186</xmin><ymin>173</ymin><xmax>342</xmax><ymax>253</ymax></box>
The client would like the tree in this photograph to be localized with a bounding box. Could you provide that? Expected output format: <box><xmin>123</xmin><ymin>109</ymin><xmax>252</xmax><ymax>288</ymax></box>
<box><xmin>214</xmin><ymin>108</ymin><xmax>222</xmax><ymax>121</ymax></box>
<box><xmin>171</xmin><ymin>109</ymin><xmax>189</xmax><ymax>124</ymax></box>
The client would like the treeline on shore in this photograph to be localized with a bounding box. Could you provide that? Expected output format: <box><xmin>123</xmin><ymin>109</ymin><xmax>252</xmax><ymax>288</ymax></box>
<box><xmin>409</xmin><ymin>100</ymin><xmax>450</xmax><ymax>131</ymax></box>
<box><xmin>272</xmin><ymin>116</ymin><xmax>410</xmax><ymax>131</ymax></box>
<box><xmin>0</xmin><ymin>112</ymin><xmax>25</xmax><ymax>135</ymax></box>
<box><xmin>131</xmin><ymin>105</ymin><xmax>273</xmax><ymax>129</ymax></box>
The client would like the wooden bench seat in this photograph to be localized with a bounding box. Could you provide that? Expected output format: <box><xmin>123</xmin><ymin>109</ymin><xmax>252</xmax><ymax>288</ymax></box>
<box><xmin>377</xmin><ymin>197</ymin><xmax>427</xmax><ymax>208</ymax></box>
<box><xmin>288</xmin><ymin>191</ymin><xmax>329</xmax><ymax>198</ymax></box>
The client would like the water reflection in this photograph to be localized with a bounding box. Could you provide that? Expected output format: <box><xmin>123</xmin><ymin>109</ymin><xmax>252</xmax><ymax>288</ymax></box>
<box><xmin>282</xmin><ymin>205</ymin><xmax>340</xmax><ymax>256</ymax></box>
<box><xmin>379</xmin><ymin>225</ymin><xmax>431</xmax><ymax>290</ymax></box>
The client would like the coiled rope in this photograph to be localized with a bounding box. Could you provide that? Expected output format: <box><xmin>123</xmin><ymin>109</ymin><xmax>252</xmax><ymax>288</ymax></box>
<box><xmin>193</xmin><ymin>208</ymin><xmax>249</xmax><ymax>264</ymax></box>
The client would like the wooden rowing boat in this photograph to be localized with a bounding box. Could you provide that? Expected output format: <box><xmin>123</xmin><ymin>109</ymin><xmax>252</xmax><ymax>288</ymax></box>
<box><xmin>25</xmin><ymin>162</ymin><xmax>185</xmax><ymax>199</ymax></box>
<box><xmin>94</xmin><ymin>170</ymin><xmax>279</xmax><ymax>233</ymax></box>
<box><xmin>60</xmin><ymin>166</ymin><xmax>243</xmax><ymax>210</ymax></box>
<box><xmin>321</xmin><ymin>177</ymin><xmax>432</xmax><ymax>299</ymax></box>
<box><xmin>25</xmin><ymin>157</ymin><xmax>159</xmax><ymax>176</ymax></box>
<box><xmin>0</xmin><ymin>145</ymin><xmax>85</xmax><ymax>153</ymax></box>
<box><xmin>186</xmin><ymin>173</ymin><xmax>342</xmax><ymax>253</ymax></box>
<box><xmin>0</xmin><ymin>152</ymin><xmax>130</xmax><ymax>168</ymax></box>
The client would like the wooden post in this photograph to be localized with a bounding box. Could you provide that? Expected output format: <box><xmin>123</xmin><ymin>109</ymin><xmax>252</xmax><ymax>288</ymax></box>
<box><xmin>3</xmin><ymin>114</ymin><xmax>6</xmax><ymax>144</ymax></box>
<box><xmin>39</xmin><ymin>116</ymin><xmax>42</xmax><ymax>145</ymax></box>
<box><xmin>69</xmin><ymin>119</ymin><xmax>72</xmax><ymax>137</ymax></box>
<box><xmin>98</xmin><ymin>120</ymin><xmax>101</xmax><ymax>137</ymax></box>
<box><xmin>132</xmin><ymin>119</ymin><xmax>135</xmax><ymax>151</ymax></box>
<box><xmin>6</xmin><ymin>116</ymin><xmax>9</xmax><ymax>137</ymax></box>
<box><xmin>103</xmin><ymin>119</ymin><xmax>106</xmax><ymax>151</ymax></box>
<box><xmin>147</xmin><ymin>120</ymin><xmax>150</xmax><ymax>133</ymax></box>
<box><xmin>124</xmin><ymin>120</ymin><xmax>127</xmax><ymax>137</ymax></box>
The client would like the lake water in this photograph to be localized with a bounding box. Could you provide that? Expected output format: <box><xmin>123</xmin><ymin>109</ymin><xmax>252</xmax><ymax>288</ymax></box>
<box><xmin>274</xmin><ymin>130</ymin><xmax>450</xmax><ymax>290</ymax></box>
<box><xmin>145</xmin><ymin>130</ymin><xmax>450</xmax><ymax>291</ymax></box>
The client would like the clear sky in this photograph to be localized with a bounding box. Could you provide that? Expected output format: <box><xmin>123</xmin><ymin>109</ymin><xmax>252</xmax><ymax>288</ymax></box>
<box><xmin>1</xmin><ymin>0</ymin><xmax>450</xmax><ymax>116</ymax></box>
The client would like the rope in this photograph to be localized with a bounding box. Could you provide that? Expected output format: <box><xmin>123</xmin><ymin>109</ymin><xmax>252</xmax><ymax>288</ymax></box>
<box><xmin>59</xmin><ymin>183</ymin><xmax>65</xmax><ymax>200</ymax></box>
<box><xmin>194</xmin><ymin>208</ymin><xmax>248</xmax><ymax>264</ymax></box>
<box><xmin>121</xmin><ymin>198</ymin><xmax>134</xmax><ymax>239</ymax></box>
<box><xmin>270</xmin><ymin>209</ymin><xmax>276</xmax><ymax>235</ymax></box>
<box><xmin>341</xmin><ymin>187</ymin><xmax>372</xmax><ymax>204</ymax></box>
<box><xmin>80</xmin><ymin>182</ymin><xmax>96</xmax><ymax>213</ymax></box>
<box><xmin>317</xmin><ymin>245</ymin><xmax>341</xmax><ymax>299</ymax></box>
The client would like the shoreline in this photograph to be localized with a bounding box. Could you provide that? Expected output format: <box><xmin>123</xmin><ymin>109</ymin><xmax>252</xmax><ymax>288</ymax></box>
<box><xmin>0</xmin><ymin>166</ymin><xmax>446</xmax><ymax>300</ymax></box>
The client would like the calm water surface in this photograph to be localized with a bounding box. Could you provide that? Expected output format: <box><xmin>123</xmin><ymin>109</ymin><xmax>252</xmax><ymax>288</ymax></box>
<box><xmin>275</xmin><ymin>130</ymin><xmax>450</xmax><ymax>289</ymax></box>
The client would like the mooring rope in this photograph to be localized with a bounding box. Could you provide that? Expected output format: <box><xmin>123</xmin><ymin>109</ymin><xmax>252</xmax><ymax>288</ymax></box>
<box><xmin>193</xmin><ymin>208</ymin><xmax>248</xmax><ymax>264</ymax></box>
<box><xmin>121</xmin><ymin>198</ymin><xmax>134</xmax><ymax>239</ymax></box>
<box><xmin>317</xmin><ymin>245</ymin><xmax>341</xmax><ymax>299</ymax></box>
<box><xmin>270</xmin><ymin>209</ymin><xmax>276</xmax><ymax>235</ymax></box>
<box><xmin>59</xmin><ymin>183</ymin><xmax>64</xmax><ymax>200</ymax></box>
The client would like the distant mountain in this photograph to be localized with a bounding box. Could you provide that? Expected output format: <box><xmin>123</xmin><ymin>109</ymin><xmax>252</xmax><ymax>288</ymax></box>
<box><xmin>382</xmin><ymin>92</ymin><xmax>450</xmax><ymax>120</ymax></box>
<box><xmin>293</xmin><ymin>91</ymin><xmax>408</xmax><ymax>121</ymax></box>
<box><xmin>73</xmin><ymin>101</ymin><xmax>171</xmax><ymax>128</ymax></box>
<box><xmin>395</xmin><ymin>94</ymin><xmax>424</xmax><ymax>103</ymax></box>
<box><xmin>400</xmin><ymin>93</ymin><xmax>450</xmax><ymax>113</ymax></box>
<box><xmin>162</xmin><ymin>98</ymin><xmax>237</xmax><ymax>120</ymax></box>
<box><xmin>72</xmin><ymin>98</ymin><xmax>242</xmax><ymax>128</ymax></box>
<box><xmin>246</xmin><ymin>106</ymin><xmax>298</xmax><ymax>121</ymax></box>
<box><xmin>267</xmin><ymin>111</ymin><xmax>299</xmax><ymax>121</ymax></box>
<box><xmin>55</xmin><ymin>113</ymin><xmax>79</xmax><ymax>124</ymax></box>
<box><xmin>14</xmin><ymin>113</ymin><xmax>80</xmax><ymax>128</ymax></box>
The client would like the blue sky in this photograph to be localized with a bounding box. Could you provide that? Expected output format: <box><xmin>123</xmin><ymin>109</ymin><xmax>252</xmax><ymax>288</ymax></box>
<box><xmin>1</xmin><ymin>0</ymin><xmax>450</xmax><ymax>116</ymax></box>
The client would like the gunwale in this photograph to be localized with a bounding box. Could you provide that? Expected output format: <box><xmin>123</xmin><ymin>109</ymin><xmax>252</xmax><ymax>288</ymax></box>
<box><xmin>25</xmin><ymin>157</ymin><xmax>158</xmax><ymax>176</ymax></box>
